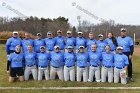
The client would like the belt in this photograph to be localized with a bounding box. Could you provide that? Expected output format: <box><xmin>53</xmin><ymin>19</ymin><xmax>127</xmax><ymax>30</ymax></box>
<box><xmin>26</xmin><ymin>64</ymin><xmax>36</xmax><ymax>67</ymax></box>
<box><xmin>115</xmin><ymin>67</ymin><xmax>124</xmax><ymax>69</ymax></box>
<box><xmin>52</xmin><ymin>66</ymin><xmax>60</xmax><ymax>68</ymax></box>
<box><xmin>90</xmin><ymin>65</ymin><xmax>98</xmax><ymax>67</ymax></box>
<box><xmin>103</xmin><ymin>65</ymin><xmax>112</xmax><ymax>68</ymax></box>
<box><xmin>79</xmin><ymin>66</ymin><xmax>86</xmax><ymax>68</ymax></box>
<box><xmin>38</xmin><ymin>66</ymin><xmax>47</xmax><ymax>68</ymax></box>
<box><xmin>65</xmin><ymin>65</ymin><xmax>73</xmax><ymax>68</ymax></box>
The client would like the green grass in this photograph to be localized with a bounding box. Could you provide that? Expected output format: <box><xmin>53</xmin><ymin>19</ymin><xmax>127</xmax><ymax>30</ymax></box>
<box><xmin>0</xmin><ymin>44</ymin><xmax>140</xmax><ymax>93</ymax></box>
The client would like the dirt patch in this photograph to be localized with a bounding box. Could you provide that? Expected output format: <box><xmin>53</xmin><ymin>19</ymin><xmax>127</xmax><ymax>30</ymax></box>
<box><xmin>134</xmin><ymin>47</ymin><xmax>140</xmax><ymax>55</ymax></box>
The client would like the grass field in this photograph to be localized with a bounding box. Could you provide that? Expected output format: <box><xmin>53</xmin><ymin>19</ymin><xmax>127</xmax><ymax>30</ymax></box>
<box><xmin>0</xmin><ymin>44</ymin><xmax>140</xmax><ymax>93</ymax></box>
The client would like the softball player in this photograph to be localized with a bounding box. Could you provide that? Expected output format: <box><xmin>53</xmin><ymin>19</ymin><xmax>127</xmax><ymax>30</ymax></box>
<box><xmin>101</xmin><ymin>45</ymin><xmax>114</xmax><ymax>83</ymax></box>
<box><xmin>7</xmin><ymin>45</ymin><xmax>24</xmax><ymax>82</ymax></box>
<box><xmin>88</xmin><ymin>44</ymin><xmax>101</xmax><ymax>82</ymax></box>
<box><xmin>36</xmin><ymin>46</ymin><xmax>50</xmax><ymax>80</ymax></box>
<box><xmin>64</xmin><ymin>45</ymin><xmax>75</xmax><ymax>81</ymax></box>
<box><xmin>54</xmin><ymin>30</ymin><xmax>65</xmax><ymax>52</ymax></box>
<box><xmin>34</xmin><ymin>33</ymin><xmax>45</xmax><ymax>53</ymax></box>
<box><xmin>76</xmin><ymin>46</ymin><xmax>89</xmax><ymax>82</ymax></box>
<box><xmin>86</xmin><ymin>32</ymin><xmax>96</xmax><ymax>52</ymax></box>
<box><xmin>24</xmin><ymin>44</ymin><xmax>37</xmax><ymax>80</ymax></box>
<box><xmin>44</xmin><ymin>31</ymin><xmax>56</xmax><ymax>53</ymax></box>
<box><xmin>117</xmin><ymin>28</ymin><xmax>134</xmax><ymax>81</ymax></box>
<box><xmin>65</xmin><ymin>31</ymin><xmax>75</xmax><ymax>52</ymax></box>
<box><xmin>75</xmin><ymin>31</ymin><xmax>86</xmax><ymax>53</ymax></box>
<box><xmin>6</xmin><ymin>31</ymin><xmax>22</xmax><ymax>56</ymax></box>
<box><xmin>105</xmin><ymin>32</ymin><xmax>117</xmax><ymax>52</ymax></box>
<box><xmin>50</xmin><ymin>45</ymin><xmax>64</xmax><ymax>80</ymax></box>
<box><xmin>96</xmin><ymin>34</ymin><xmax>107</xmax><ymax>52</ymax></box>
<box><xmin>22</xmin><ymin>33</ymin><xmax>34</xmax><ymax>52</ymax></box>
<box><xmin>114</xmin><ymin>46</ymin><xmax>129</xmax><ymax>84</ymax></box>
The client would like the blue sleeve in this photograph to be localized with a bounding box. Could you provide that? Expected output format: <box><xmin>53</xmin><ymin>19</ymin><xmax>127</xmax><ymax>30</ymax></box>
<box><xmin>8</xmin><ymin>54</ymin><xmax>12</xmax><ymax>61</ymax></box>
<box><xmin>6</xmin><ymin>38</ymin><xmax>11</xmax><ymax>54</ymax></box>
<box><xmin>124</xmin><ymin>55</ymin><xmax>129</xmax><ymax>66</ymax></box>
<box><xmin>129</xmin><ymin>37</ymin><xmax>134</xmax><ymax>46</ymax></box>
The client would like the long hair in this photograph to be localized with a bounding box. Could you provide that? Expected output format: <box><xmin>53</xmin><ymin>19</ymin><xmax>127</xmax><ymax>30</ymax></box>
<box><xmin>108</xmin><ymin>32</ymin><xmax>117</xmax><ymax>46</ymax></box>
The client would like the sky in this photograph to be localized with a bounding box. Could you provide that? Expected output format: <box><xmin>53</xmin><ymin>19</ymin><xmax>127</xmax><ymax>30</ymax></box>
<box><xmin>0</xmin><ymin>0</ymin><xmax>140</xmax><ymax>26</ymax></box>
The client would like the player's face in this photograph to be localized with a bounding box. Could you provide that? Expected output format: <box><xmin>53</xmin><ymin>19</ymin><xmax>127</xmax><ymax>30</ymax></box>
<box><xmin>15</xmin><ymin>46</ymin><xmax>21</xmax><ymax>53</ymax></box>
<box><xmin>55</xmin><ymin>47</ymin><xmax>60</xmax><ymax>52</ymax></box>
<box><xmin>91</xmin><ymin>45</ymin><xmax>97</xmax><ymax>52</ymax></box>
<box><xmin>78</xmin><ymin>33</ymin><xmax>82</xmax><ymax>37</ymax></box>
<box><xmin>57</xmin><ymin>32</ymin><xmax>62</xmax><ymax>36</ymax></box>
<box><xmin>40</xmin><ymin>47</ymin><xmax>45</xmax><ymax>52</ymax></box>
<box><xmin>117</xmin><ymin>49</ymin><xmax>123</xmax><ymax>53</ymax></box>
<box><xmin>89</xmin><ymin>34</ymin><xmax>93</xmax><ymax>39</ymax></box>
<box><xmin>68</xmin><ymin>48</ymin><xmax>73</xmax><ymax>52</ymax></box>
<box><xmin>27</xmin><ymin>45</ymin><xmax>32</xmax><ymax>52</ymax></box>
<box><xmin>25</xmin><ymin>33</ymin><xmax>30</xmax><ymax>38</ymax></box>
<box><xmin>37</xmin><ymin>35</ymin><xmax>42</xmax><ymax>39</ymax></box>
<box><xmin>121</xmin><ymin>31</ymin><xmax>126</xmax><ymax>37</ymax></box>
<box><xmin>67</xmin><ymin>33</ymin><xmax>71</xmax><ymax>37</ymax></box>
<box><xmin>13</xmin><ymin>33</ymin><xmax>18</xmax><ymax>37</ymax></box>
<box><xmin>105</xmin><ymin>46</ymin><xmax>110</xmax><ymax>52</ymax></box>
<box><xmin>99</xmin><ymin>36</ymin><xmax>103</xmax><ymax>40</ymax></box>
<box><xmin>47</xmin><ymin>34</ymin><xmax>52</xmax><ymax>38</ymax></box>
<box><xmin>108</xmin><ymin>33</ymin><xmax>112</xmax><ymax>38</ymax></box>
<box><xmin>79</xmin><ymin>48</ymin><xmax>84</xmax><ymax>52</ymax></box>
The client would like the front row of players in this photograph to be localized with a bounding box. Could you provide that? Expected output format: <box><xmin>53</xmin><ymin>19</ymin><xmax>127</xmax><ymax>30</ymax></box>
<box><xmin>7</xmin><ymin>44</ymin><xmax>128</xmax><ymax>84</ymax></box>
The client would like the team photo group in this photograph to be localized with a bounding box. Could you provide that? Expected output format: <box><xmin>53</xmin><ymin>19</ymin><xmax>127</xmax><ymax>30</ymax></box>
<box><xmin>6</xmin><ymin>28</ymin><xmax>134</xmax><ymax>84</ymax></box>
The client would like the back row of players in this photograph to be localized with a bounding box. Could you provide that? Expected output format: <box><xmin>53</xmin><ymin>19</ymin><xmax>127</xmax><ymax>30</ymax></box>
<box><xmin>6</xmin><ymin>28</ymin><xmax>134</xmax><ymax>84</ymax></box>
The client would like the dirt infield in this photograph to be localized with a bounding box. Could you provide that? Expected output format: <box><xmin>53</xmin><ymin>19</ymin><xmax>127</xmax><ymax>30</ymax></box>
<box><xmin>134</xmin><ymin>47</ymin><xmax>140</xmax><ymax>55</ymax></box>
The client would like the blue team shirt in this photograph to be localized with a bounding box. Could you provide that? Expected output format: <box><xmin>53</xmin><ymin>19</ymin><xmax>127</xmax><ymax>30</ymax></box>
<box><xmin>76</xmin><ymin>52</ymin><xmax>89</xmax><ymax>67</ymax></box>
<box><xmin>114</xmin><ymin>53</ymin><xmax>129</xmax><ymax>68</ymax></box>
<box><xmin>55</xmin><ymin>36</ymin><xmax>65</xmax><ymax>50</ymax></box>
<box><xmin>24</xmin><ymin>51</ymin><xmax>36</xmax><ymax>66</ymax></box>
<box><xmin>96</xmin><ymin>40</ymin><xmax>107</xmax><ymax>52</ymax></box>
<box><xmin>65</xmin><ymin>37</ymin><xmax>75</xmax><ymax>48</ymax></box>
<box><xmin>86</xmin><ymin>39</ymin><xmax>96</xmax><ymax>52</ymax></box>
<box><xmin>50</xmin><ymin>51</ymin><xmax>64</xmax><ymax>67</ymax></box>
<box><xmin>64</xmin><ymin>52</ymin><xmax>75</xmax><ymax>66</ymax></box>
<box><xmin>8</xmin><ymin>52</ymin><xmax>24</xmax><ymax>68</ymax></box>
<box><xmin>101</xmin><ymin>52</ymin><xmax>114</xmax><ymax>67</ymax></box>
<box><xmin>88</xmin><ymin>51</ymin><xmax>101</xmax><ymax>66</ymax></box>
<box><xmin>34</xmin><ymin>38</ymin><xmax>45</xmax><ymax>53</ymax></box>
<box><xmin>45</xmin><ymin>38</ymin><xmax>56</xmax><ymax>51</ymax></box>
<box><xmin>36</xmin><ymin>52</ymin><xmax>50</xmax><ymax>67</ymax></box>
<box><xmin>6</xmin><ymin>37</ymin><xmax>22</xmax><ymax>54</ymax></box>
<box><xmin>22</xmin><ymin>38</ymin><xmax>34</xmax><ymax>52</ymax></box>
<box><xmin>76</xmin><ymin>37</ymin><xmax>86</xmax><ymax>49</ymax></box>
<box><xmin>105</xmin><ymin>38</ymin><xmax>116</xmax><ymax>51</ymax></box>
<box><xmin>117</xmin><ymin>36</ymin><xmax>133</xmax><ymax>52</ymax></box>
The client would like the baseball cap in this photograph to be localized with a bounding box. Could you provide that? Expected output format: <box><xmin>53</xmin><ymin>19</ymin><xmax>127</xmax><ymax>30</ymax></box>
<box><xmin>67</xmin><ymin>31</ymin><xmax>72</xmax><ymax>34</ymax></box>
<box><xmin>79</xmin><ymin>45</ymin><xmax>85</xmax><ymax>49</ymax></box>
<box><xmin>13</xmin><ymin>31</ymin><xmax>18</xmax><ymax>34</ymax></box>
<box><xmin>116</xmin><ymin>46</ymin><xmax>123</xmax><ymax>50</ymax></box>
<box><xmin>40</xmin><ymin>46</ymin><xmax>45</xmax><ymax>49</ymax></box>
<box><xmin>54</xmin><ymin>45</ymin><xmax>60</xmax><ymax>49</ymax></box>
<box><xmin>57</xmin><ymin>30</ymin><xmax>62</xmax><ymax>33</ymax></box>
<box><xmin>77</xmin><ymin>31</ymin><xmax>83</xmax><ymax>34</ymax></box>
<box><xmin>98</xmin><ymin>34</ymin><xmax>103</xmax><ymax>37</ymax></box>
<box><xmin>121</xmin><ymin>28</ymin><xmax>127</xmax><ymax>32</ymax></box>
<box><xmin>47</xmin><ymin>31</ymin><xmax>52</xmax><ymax>35</ymax></box>
<box><xmin>37</xmin><ymin>33</ymin><xmax>42</xmax><ymax>36</ymax></box>
<box><xmin>67</xmin><ymin>45</ymin><xmax>73</xmax><ymax>49</ymax></box>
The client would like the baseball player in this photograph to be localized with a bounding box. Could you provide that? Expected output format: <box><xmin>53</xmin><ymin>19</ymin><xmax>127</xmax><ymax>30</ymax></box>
<box><xmin>50</xmin><ymin>45</ymin><xmax>64</xmax><ymax>80</ymax></box>
<box><xmin>88</xmin><ymin>44</ymin><xmax>101</xmax><ymax>82</ymax></box>
<box><xmin>76</xmin><ymin>45</ymin><xmax>89</xmax><ymax>82</ymax></box>
<box><xmin>34</xmin><ymin>33</ymin><xmax>45</xmax><ymax>53</ymax></box>
<box><xmin>105</xmin><ymin>32</ymin><xmax>117</xmax><ymax>52</ymax></box>
<box><xmin>64</xmin><ymin>45</ymin><xmax>75</xmax><ymax>81</ymax></box>
<box><xmin>65</xmin><ymin>31</ymin><xmax>75</xmax><ymax>52</ymax></box>
<box><xmin>36</xmin><ymin>46</ymin><xmax>50</xmax><ymax>80</ymax></box>
<box><xmin>116</xmin><ymin>28</ymin><xmax>134</xmax><ymax>81</ymax></box>
<box><xmin>101</xmin><ymin>45</ymin><xmax>114</xmax><ymax>83</ymax></box>
<box><xmin>24</xmin><ymin>44</ymin><xmax>37</xmax><ymax>80</ymax></box>
<box><xmin>22</xmin><ymin>33</ymin><xmax>34</xmax><ymax>52</ymax></box>
<box><xmin>54</xmin><ymin>30</ymin><xmax>65</xmax><ymax>52</ymax></box>
<box><xmin>96</xmin><ymin>34</ymin><xmax>107</xmax><ymax>52</ymax></box>
<box><xmin>44</xmin><ymin>31</ymin><xmax>56</xmax><ymax>53</ymax></box>
<box><xmin>86</xmin><ymin>32</ymin><xmax>96</xmax><ymax>52</ymax></box>
<box><xmin>6</xmin><ymin>31</ymin><xmax>22</xmax><ymax>56</ymax></box>
<box><xmin>75</xmin><ymin>31</ymin><xmax>86</xmax><ymax>53</ymax></box>
<box><xmin>7</xmin><ymin>45</ymin><xmax>24</xmax><ymax>82</ymax></box>
<box><xmin>114</xmin><ymin>46</ymin><xmax>129</xmax><ymax>84</ymax></box>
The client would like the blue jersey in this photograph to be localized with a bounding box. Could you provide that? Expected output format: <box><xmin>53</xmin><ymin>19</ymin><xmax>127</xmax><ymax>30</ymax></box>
<box><xmin>55</xmin><ymin>36</ymin><xmax>65</xmax><ymax>50</ymax></box>
<box><xmin>65</xmin><ymin>37</ymin><xmax>75</xmax><ymax>48</ymax></box>
<box><xmin>8</xmin><ymin>52</ymin><xmax>24</xmax><ymax>68</ymax></box>
<box><xmin>50</xmin><ymin>51</ymin><xmax>64</xmax><ymax>67</ymax></box>
<box><xmin>101</xmin><ymin>52</ymin><xmax>114</xmax><ymax>67</ymax></box>
<box><xmin>88</xmin><ymin>51</ymin><xmax>101</xmax><ymax>66</ymax></box>
<box><xmin>114</xmin><ymin>53</ymin><xmax>129</xmax><ymax>68</ymax></box>
<box><xmin>76</xmin><ymin>37</ymin><xmax>86</xmax><ymax>49</ymax></box>
<box><xmin>105</xmin><ymin>38</ymin><xmax>116</xmax><ymax>51</ymax></box>
<box><xmin>86</xmin><ymin>39</ymin><xmax>96</xmax><ymax>52</ymax></box>
<box><xmin>6</xmin><ymin>37</ymin><xmax>22</xmax><ymax>54</ymax></box>
<box><xmin>45</xmin><ymin>38</ymin><xmax>56</xmax><ymax>51</ymax></box>
<box><xmin>64</xmin><ymin>52</ymin><xmax>75</xmax><ymax>66</ymax></box>
<box><xmin>22</xmin><ymin>38</ymin><xmax>34</xmax><ymax>52</ymax></box>
<box><xmin>36</xmin><ymin>52</ymin><xmax>50</xmax><ymax>67</ymax></box>
<box><xmin>24</xmin><ymin>51</ymin><xmax>36</xmax><ymax>66</ymax></box>
<box><xmin>117</xmin><ymin>36</ymin><xmax>133</xmax><ymax>52</ymax></box>
<box><xmin>96</xmin><ymin>40</ymin><xmax>107</xmax><ymax>52</ymax></box>
<box><xmin>34</xmin><ymin>38</ymin><xmax>45</xmax><ymax>53</ymax></box>
<box><xmin>76</xmin><ymin>52</ymin><xmax>89</xmax><ymax>67</ymax></box>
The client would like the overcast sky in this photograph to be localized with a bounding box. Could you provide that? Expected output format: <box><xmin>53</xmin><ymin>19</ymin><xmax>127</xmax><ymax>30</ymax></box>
<box><xmin>0</xmin><ymin>0</ymin><xmax>140</xmax><ymax>26</ymax></box>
